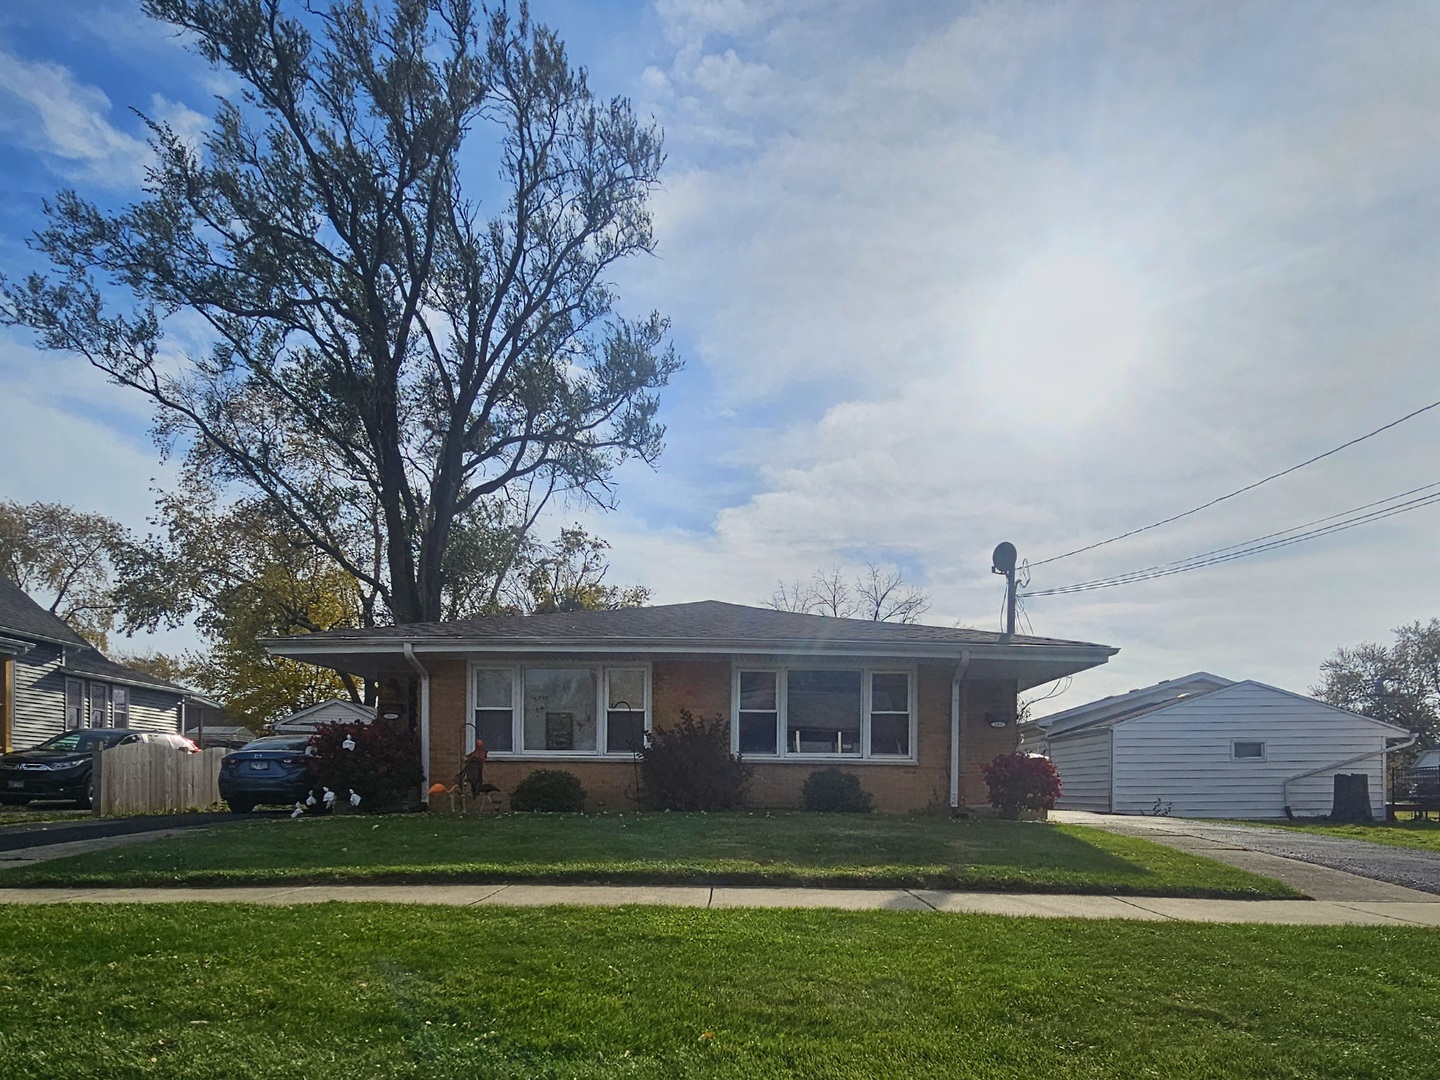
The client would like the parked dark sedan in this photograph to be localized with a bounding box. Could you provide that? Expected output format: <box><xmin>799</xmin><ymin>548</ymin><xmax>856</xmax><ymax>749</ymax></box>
<box><xmin>0</xmin><ymin>729</ymin><xmax>197</xmax><ymax>808</ymax></box>
<box><xmin>218</xmin><ymin>736</ymin><xmax>314</xmax><ymax>813</ymax></box>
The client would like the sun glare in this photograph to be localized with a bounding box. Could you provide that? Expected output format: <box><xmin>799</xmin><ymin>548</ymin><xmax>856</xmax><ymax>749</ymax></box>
<box><xmin>969</xmin><ymin>251</ymin><xmax>1148</xmax><ymax>429</ymax></box>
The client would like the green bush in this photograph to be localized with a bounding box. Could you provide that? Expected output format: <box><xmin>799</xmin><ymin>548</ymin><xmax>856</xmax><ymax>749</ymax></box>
<box><xmin>981</xmin><ymin>753</ymin><xmax>1062</xmax><ymax>818</ymax></box>
<box><xmin>511</xmin><ymin>769</ymin><xmax>587</xmax><ymax>813</ymax></box>
<box><xmin>307</xmin><ymin>719</ymin><xmax>423</xmax><ymax>812</ymax></box>
<box><xmin>639</xmin><ymin>709</ymin><xmax>753</xmax><ymax>811</ymax></box>
<box><xmin>801</xmin><ymin>768</ymin><xmax>874</xmax><ymax>813</ymax></box>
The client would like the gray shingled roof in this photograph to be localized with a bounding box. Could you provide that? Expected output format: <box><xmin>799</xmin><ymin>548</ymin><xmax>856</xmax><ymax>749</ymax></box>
<box><xmin>0</xmin><ymin>574</ymin><xmax>191</xmax><ymax>695</ymax></box>
<box><xmin>0</xmin><ymin>573</ymin><xmax>92</xmax><ymax>648</ymax></box>
<box><xmin>267</xmin><ymin>600</ymin><xmax>1109</xmax><ymax>650</ymax></box>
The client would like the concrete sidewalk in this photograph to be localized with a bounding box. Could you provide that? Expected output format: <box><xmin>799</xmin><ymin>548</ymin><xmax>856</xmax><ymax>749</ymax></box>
<box><xmin>3</xmin><ymin>883</ymin><xmax>1440</xmax><ymax>925</ymax></box>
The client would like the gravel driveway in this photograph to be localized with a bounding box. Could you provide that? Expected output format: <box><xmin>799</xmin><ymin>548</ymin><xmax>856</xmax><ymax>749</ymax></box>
<box><xmin>1060</xmin><ymin>811</ymin><xmax>1440</xmax><ymax>896</ymax></box>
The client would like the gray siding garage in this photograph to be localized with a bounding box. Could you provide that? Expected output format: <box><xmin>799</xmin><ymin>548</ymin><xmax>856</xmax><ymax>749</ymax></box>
<box><xmin>1026</xmin><ymin>674</ymin><xmax>1410</xmax><ymax>820</ymax></box>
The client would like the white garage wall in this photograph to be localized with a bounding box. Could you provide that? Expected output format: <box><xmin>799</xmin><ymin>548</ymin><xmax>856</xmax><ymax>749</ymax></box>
<box><xmin>1050</xmin><ymin>728</ymin><xmax>1112</xmax><ymax>812</ymax></box>
<box><xmin>1110</xmin><ymin>683</ymin><xmax>1392</xmax><ymax>819</ymax></box>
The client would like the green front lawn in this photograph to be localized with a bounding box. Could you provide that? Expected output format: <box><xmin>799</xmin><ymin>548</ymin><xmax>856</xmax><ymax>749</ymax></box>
<box><xmin>0</xmin><ymin>812</ymin><xmax>1297</xmax><ymax>897</ymax></box>
<box><xmin>0</xmin><ymin>903</ymin><xmax>1436</xmax><ymax>1079</ymax></box>
<box><xmin>1233</xmin><ymin>817</ymin><xmax>1440</xmax><ymax>853</ymax></box>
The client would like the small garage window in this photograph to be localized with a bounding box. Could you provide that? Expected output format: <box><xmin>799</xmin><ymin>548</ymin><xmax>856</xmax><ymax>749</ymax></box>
<box><xmin>1232</xmin><ymin>740</ymin><xmax>1266</xmax><ymax>761</ymax></box>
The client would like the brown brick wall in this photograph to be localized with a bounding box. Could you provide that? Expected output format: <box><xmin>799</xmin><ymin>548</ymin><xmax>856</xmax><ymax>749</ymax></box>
<box><xmin>420</xmin><ymin>654</ymin><xmax>1017</xmax><ymax>813</ymax></box>
<box><xmin>958</xmin><ymin>677</ymin><xmax>1020</xmax><ymax>806</ymax></box>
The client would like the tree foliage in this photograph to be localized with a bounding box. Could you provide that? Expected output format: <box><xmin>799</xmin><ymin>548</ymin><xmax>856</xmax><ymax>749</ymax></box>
<box><xmin>769</xmin><ymin>564</ymin><xmax>929</xmax><ymax>623</ymax></box>
<box><xmin>3</xmin><ymin>0</ymin><xmax>678</xmax><ymax>627</ymax></box>
<box><xmin>0</xmin><ymin>500</ymin><xmax>126</xmax><ymax>648</ymax></box>
<box><xmin>1315</xmin><ymin>620</ymin><xmax>1440</xmax><ymax>746</ymax></box>
<box><xmin>522</xmin><ymin>525</ymin><xmax>649</xmax><ymax>614</ymax></box>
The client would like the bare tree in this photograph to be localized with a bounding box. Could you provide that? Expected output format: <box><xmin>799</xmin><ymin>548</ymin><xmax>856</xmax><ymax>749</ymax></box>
<box><xmin>766</xmin><ymin>563</ymin><xmax>929</xmax><ymax>623</ymax></box>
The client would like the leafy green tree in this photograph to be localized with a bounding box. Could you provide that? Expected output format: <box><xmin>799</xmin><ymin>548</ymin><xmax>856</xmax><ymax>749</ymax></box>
<box><xmin>113</xmin><ymin>483</ymin><xmax>362</xmax><ymax>726</ymax></box>
<box><xmin>1315</xmin><ymin>621</ymin><xmax>1440</xmax><ymax>746</ymax></box>
<box><xmin>0</xmin><ymin>500</ymin><xmax>126</xmax><ymax>649</ymax></box>
<box><xmin>3</xmin><ymin>0</ymin><xmax>678</xmax><ymax>627</ymax></box>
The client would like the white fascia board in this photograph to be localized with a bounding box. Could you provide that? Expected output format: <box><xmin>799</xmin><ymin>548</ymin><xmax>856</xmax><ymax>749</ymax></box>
<box><xmin>265</xmin><ymin>638</ymin><xmax>1116</xmax><ymax>664</ymax></box>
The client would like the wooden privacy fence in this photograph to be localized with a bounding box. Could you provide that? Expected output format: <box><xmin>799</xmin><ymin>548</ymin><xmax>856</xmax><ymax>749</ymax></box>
<box><xmin>97</xmin><ymin>742</ymin><xmax>227</xmax><ymax>816</ymax></box>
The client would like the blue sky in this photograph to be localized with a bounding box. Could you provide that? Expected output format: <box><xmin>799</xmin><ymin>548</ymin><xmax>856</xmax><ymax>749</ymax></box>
<box><xmin>2</xmin><ymin>0</ymin><xmax>1440</xmax><ymax>714</ymax></box>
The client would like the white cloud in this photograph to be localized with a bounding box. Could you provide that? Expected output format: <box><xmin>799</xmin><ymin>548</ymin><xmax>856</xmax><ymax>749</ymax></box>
<box><xmin>598</xmin><ymin>0</ymin><xmax>1440</xmax><ymax>713</ymax></box>
<box><xmin>0</xmin><ymin>46</ymin><xmax>151</xmax><ymax>184</ymax></box>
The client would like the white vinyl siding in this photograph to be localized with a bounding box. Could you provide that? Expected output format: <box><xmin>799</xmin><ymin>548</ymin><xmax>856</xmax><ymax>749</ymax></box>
<box><xmin>1108</xmin><ymin>683</ymin><xmax>1392</xmax><ymax>819</ymax></box>
<box><xmin>1048</xmin><ymin>728</ymin><xmax>1112</xmax><ymax>811</ymax></box>
<box><xmin>7</xmin><ymin>643</ymin><xmax>186</xmax><ymax>750</ymax></box>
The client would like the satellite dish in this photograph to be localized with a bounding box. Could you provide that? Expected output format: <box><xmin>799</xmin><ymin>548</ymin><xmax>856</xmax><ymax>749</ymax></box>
<box><xmin>992</xmin><ymin>542</ymin><xmax>1017</xmax><ymax>575</ymax></box>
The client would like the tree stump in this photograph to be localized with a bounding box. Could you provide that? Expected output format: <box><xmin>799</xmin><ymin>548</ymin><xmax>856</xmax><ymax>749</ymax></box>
<box><xmin>1331</xmin><ymin>773</ymin><xmax>1373</xmax><ymax>822</ymax></box>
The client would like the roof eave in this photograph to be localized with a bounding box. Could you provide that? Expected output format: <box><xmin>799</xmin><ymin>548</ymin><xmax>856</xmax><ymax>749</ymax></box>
<box><xmin>263</xmin><ymin>637</ymin><xmax>1117</xmax><ymax>663</ymax></box>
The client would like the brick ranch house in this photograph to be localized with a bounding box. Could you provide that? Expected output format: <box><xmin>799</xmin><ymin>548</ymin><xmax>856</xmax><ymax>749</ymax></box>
<box><xmin>265</xmin><ymin>601</ymin><xmax>1117</xmax><ymax>813</ymax></box>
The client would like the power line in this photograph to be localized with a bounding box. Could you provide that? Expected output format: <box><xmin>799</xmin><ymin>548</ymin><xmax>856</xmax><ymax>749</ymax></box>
<box><xmin>1023</xmin><ymin>481</ymin><xmax>1440</xmax><ymax>597</ymax></box>
<box><xmin>1029</xmin><ymin>397</ymin><xmax>1440</xmax><ymax>568</ymax></box>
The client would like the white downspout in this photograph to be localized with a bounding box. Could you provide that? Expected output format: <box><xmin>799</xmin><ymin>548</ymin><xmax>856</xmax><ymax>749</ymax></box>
<box><xmin>402</xmin><ymin>643</ymin><xmax>432</xmax><ymax>805</ymax></box>
<box><xmin>950</xmin><ymin>650</ymin><xmax>971</xmax><ymax>811</ymax></box>
<box><xmin>1281</xmin><ymin>734</ymin><xmax>1417</xmax><ymax>817</ymax></box>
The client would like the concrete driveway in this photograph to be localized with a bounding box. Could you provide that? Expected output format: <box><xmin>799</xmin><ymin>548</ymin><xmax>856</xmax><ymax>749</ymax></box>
<box><xmin>1056</xmin><ymin>810</ymin><xmax>1440</xmax><ymax>900</ymax></box>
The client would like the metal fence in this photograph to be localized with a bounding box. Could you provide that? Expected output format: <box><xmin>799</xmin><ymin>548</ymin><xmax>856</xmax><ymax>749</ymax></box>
<box><xmin>97</xmin><ymin>742</ymin><xmax>226</xmax><ymax>816</ymax></box>
<box><xmin>1390</xmin><ymin>765</ymin><xmax>1440</xmax><ymax>813</ymax></box>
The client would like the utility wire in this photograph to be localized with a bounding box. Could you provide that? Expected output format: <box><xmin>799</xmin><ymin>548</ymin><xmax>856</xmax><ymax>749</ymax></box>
<box><xmin>1028</xmin><ymin>491</ymin><xmax>1440</xmax><ymax>596</ymax></box>
<box><xmin>1024</xmin><ymin>482</ymin><xmax>1440</xmax><ymax>597</ymax></box>
<box><xmin>1029</xmin><ymin>397</ymin><xmax>1440</xmax><ymax>568</ymax></box>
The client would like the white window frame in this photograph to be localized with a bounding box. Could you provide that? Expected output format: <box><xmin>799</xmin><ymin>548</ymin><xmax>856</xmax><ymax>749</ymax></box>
<box><xmin>1231</xmin><ymin>739</ymin><xmax>1267</xmax><ymax>761</ymax></box>
<box><xmin>64</xmin><ymin>678</ymin><xmax>84</xmax><ymax>730</ymax></box>
<box><xmin>88</xmin><ymin>682</ymin><xmax>111</xmax><ymax>728</ymax></box>
<box><xmin>730</xmin><ymin>664</ymin><xmax>918</xmax><ymax>764</ymax></box>
<box><xmin>112</xmin><ymin>686</ymin><xmax>130</xmax><ymax>729</ymax></box>
<box><xmin>466</xmin><ymin>661</ymin><xmax>652</xmax><ymax>759</ymax></box>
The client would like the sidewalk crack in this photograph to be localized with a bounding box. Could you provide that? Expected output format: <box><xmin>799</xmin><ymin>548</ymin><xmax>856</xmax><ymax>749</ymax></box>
<box><xmin>1112</xmin><ymin>896</ymin><xmax>1177</xmax><ymax>920</ymax></box>
<box><xmin>905</xmin><ymin>888</ymin><xmax>939</xmax><ymax>912</ymax></box>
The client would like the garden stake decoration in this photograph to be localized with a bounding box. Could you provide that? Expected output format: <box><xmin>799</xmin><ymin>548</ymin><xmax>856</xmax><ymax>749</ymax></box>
<box><xmin>305</xmin><ymin>793</ymin><xmax>316</xmax><ymax>806</ymax></box>
<box><xmin>290</xmin><ymin>802</ymin><xmax>304</xmax><ymax>819</ymax></box>
<box><xmin>323</xmin><ymin>788</ymin><xmax>336</xmax><ymax>810</ymax></box>
<box><xmin>349</xmin><ymin>789</ymin><xmax>362</xmax><ymax>807</ymax></box>
<box><xmin>342</xmin><ymin>735</ymin><xmax>357</xmax><ymax>752</ymax></box>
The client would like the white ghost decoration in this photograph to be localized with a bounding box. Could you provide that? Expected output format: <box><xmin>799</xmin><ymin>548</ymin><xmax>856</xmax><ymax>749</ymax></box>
<box><xmin>341</xmin><ymin>735</ymin><xmax>356</xmax><ymax>752</ymax></box>
<box><xmin>305</xmin><ymin>793</ymin><xmax>317</xmax><ymax>807</ymax></box>
<box><xmin>348</xmin><ymin>789</ymin><xmax>362</xmax><ymax>807</ymax></box>
<box><xmin>323</xmin><ymin>787</ymin><xmax>336</xmax><ymax>809</ymax></box>
<box><xmin>291</xmin><ymin>802</ymin><xmax>305</xmax><ymax>819</ymax></box>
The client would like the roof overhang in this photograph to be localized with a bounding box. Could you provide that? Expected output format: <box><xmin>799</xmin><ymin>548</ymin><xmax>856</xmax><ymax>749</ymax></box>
<box><xmin>0</xmin><ymin>634</ymin><xmax>35</xmax><ymax>657</ymax></box>
<box><xmin>264</xmin><ymin>636</ymin><xmax>1117</xmax><ymax>690</ymax></box>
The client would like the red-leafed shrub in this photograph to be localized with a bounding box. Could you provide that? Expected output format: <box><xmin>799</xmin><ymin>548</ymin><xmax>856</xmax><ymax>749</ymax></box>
<box><xmin>308</xmin><ymin>720</ymin><xmax>423</xmax><ymax>812</ymax></box>
<box><xmin>981</xmin><ymin>753</ymin><xmax>1062</xmax><ymax>818</ymax></box>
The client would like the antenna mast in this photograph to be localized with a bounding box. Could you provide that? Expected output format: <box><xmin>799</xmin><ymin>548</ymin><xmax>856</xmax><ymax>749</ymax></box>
<box><xmin>992</xmin><ymin>542</ymin><xmax>1018</xmax><ymax>638</ymax></box>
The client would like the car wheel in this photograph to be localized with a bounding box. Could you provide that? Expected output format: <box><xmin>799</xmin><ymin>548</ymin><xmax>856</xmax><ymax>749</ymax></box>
<box><xmin>227</xmin><ymin>800</ymin><xmax>255</xmax><ymax>815</ymax></box>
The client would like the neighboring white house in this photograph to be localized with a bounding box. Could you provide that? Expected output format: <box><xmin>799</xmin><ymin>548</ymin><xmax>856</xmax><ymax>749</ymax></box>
<box><xmin>1020</xmin><ymin>673</ymin><xmax>1413</xmax><ymax>819</ymax></box>
<box><xmin>271</xmin><ymin>698</ymin><xmax>374</xmax><ymax>735</ymax></box>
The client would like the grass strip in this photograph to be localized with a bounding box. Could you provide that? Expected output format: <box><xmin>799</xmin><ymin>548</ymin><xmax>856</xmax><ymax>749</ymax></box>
<box><xmin>0</xmin><ymin>902</ymin><xmax>1436</xmax><ymax>1079</ymax></box>
<box><xmin>0</xmin><ymin>812</ymin><xmax>1298</xmax><ymax>898</ymax></box>
<box><xmin>1225</xmin><ymin>817</ymin><xmax>1440</xmax><ymax>853</ymax></box>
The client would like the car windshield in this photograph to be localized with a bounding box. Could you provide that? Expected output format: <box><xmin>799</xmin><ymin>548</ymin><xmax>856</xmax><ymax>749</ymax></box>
<box><xmin>240</xmin><ymin>736</ymin><xmax>311</xmax><ymax>752</ymax></box>
<box><xmin>35</xmin><ymin>730</ymin><xmax>132</xmax><ymax>753</ymax></box>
